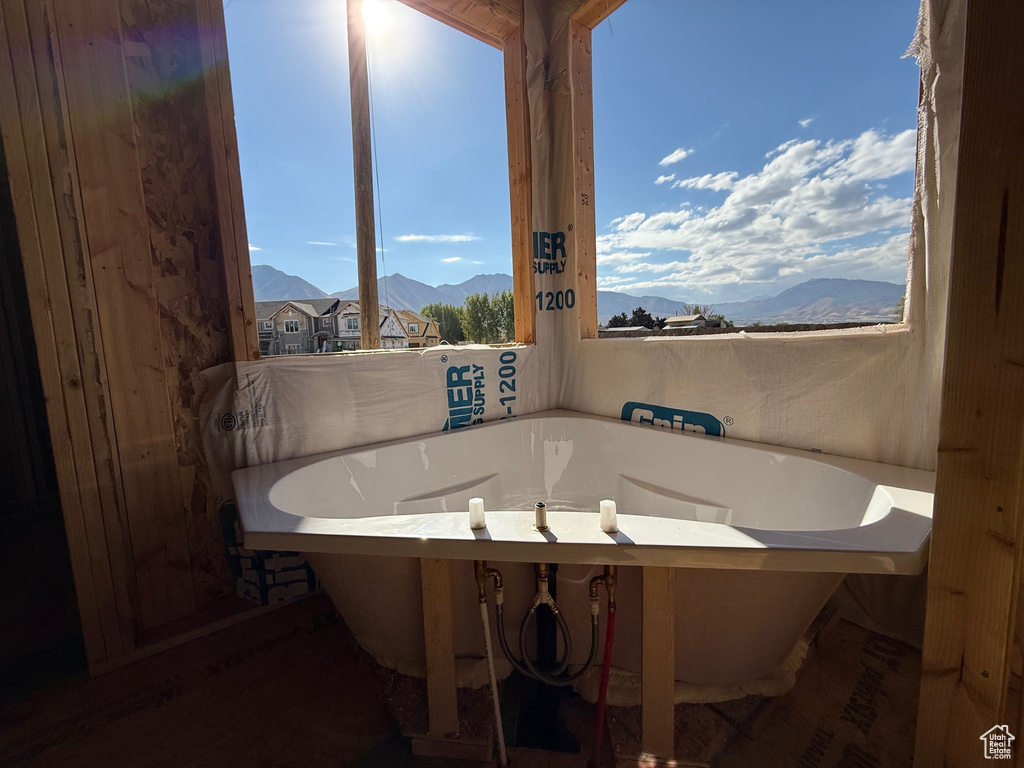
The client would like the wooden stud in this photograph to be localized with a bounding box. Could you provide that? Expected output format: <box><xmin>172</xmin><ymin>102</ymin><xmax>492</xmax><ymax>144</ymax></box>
<box><xmin>503</xmin><ymin>25</ymin><xmax>535</xmax><ymax>345</ymax></box>
<box><xmin>50</xmin><ymin>0</ymin><xmax>196</xmax><ymax>630</ymax></box>
<box><xmin>420</xmin><ymin>558</ymin><xmax>460</xmax><ymax>737</ymax></box>
<box><xmin>569</xmin><ymin>19</ymin><xmax>598</xmax><ymax>340</ymax></box>
<box><xmin>642</xmin><ymin>566</ymin><xmax>675</xmax><ymax>759</ymax></box>
<box><xmin>0</xmin><ymin>0</ymin><xmax>139</xmax><ymax>667</ymax></box>
<box><xmin>572</xmin><ymin>0</ymin><xmax>629</xmax><ymax>30</ymax></box>
<box><xmin>346</xmin><ymin>0</ymin><xmax>381</xmax><ymax>351</ymax></box>
<box><xmin>915</xmin><ymin>0</ymin><xmax>1024</xmax><ymax>763</ymax></box>
<box><xmin>196</xmin><ymin>0</ymin><xmax>259</xmax><ymax>362</ymax></box>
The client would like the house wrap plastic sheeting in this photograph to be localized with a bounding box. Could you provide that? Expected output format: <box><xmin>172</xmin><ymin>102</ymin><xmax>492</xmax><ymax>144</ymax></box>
<box><xmin>198</xmin><ymin>0</ymin><xmax>961</xmax><ymax>668</ymax></box>
<box><xmin>199</xmin><ymin>344</ymin><xmax>550</xmax><ymax>602</ymax></box>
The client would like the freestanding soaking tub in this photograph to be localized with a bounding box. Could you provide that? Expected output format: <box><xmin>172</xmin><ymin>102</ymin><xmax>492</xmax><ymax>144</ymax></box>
<box><xmin>231</xmin><ymin>410</ymin><xmax>934</xmax><ymax>701</ymax></box>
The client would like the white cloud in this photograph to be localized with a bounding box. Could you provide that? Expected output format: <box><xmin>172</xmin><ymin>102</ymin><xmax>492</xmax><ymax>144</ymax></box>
<box><xmin>248</xmin><ymin>243</ymin><xmax>261</xmax><ymax>251</ymax></box>
<box><xmin>659</xmin><ymin>148</ymin><xmax>693</xmax><ymax>166</ymax></box>
<box><xmin>441</xmin><ymin>257</ymin><xmax>461</xmax><ymax>263</ymax></box>
<box><xmin>799</xmin><ymin>118</ymin><xmax>813</xmax><ymax>128</ymax></box>
<box><xmin>395</xmin><ymin>234</ymin><xmax>481</xmax><ymax>243</ymax></box>
<box><xmin>655</xmin><ymin>174</ymin><xmax>675</xmax><ymax>185</ymax></box>
<box><xmin>673</xmin><ymin>171</ymin><xmax>739</xmax><ymax>192</ymax></box>
<box><xmin>596</xmin><ymin>128</ymin><xmax>916</xmax><ymax>298</ymax></box>
<box><xmin>308</xmin><ymin>241</ymin><xmax>339</xmax><ymax>246</ymax></box>
<box><xmin>826</xmin><ymin>129</ymin><xmax>916</xmax><ymax>182</ymax></box>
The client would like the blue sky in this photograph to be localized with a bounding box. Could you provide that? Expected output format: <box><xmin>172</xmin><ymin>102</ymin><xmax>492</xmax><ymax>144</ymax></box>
<box><xmin>225</xmin><ymin>0</ymin><xmax>920</xmax><ymax>302</ymax></box>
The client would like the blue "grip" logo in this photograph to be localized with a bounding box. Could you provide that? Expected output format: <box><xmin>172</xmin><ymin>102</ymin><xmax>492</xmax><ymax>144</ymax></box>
<box><xmin>620</xmin><ymin>401</ymin><xmax>725</xmax><ymax>436</ymax></box>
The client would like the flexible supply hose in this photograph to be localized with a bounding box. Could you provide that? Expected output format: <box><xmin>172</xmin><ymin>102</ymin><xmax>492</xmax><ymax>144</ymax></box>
<box><xmin>593</xmin><ymin>599</ymin><xmax>616</xmax><ymax>763</ymax></box>
<box><xmin>479</xmin><ymin>601</ymin><xmax>508</xmax><ymax>767</ymax></box>
<box><xmin>519</xmin><ymin>606</ymin><xmax>599</xmax><ymax>687</ymax></box>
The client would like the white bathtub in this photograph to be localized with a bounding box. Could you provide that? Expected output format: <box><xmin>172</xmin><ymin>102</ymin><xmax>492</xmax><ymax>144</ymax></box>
<box><xmin>232</xmin><ymin>410</ymin><xmax>933</xmax><ymax>698</ymax></box>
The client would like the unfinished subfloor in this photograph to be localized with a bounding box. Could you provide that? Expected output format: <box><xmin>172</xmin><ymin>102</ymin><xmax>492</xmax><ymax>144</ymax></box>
<box><xmin>0</xmin><ymin>593</ymin><xmax>919</xmax><ymax>767</ymax></box>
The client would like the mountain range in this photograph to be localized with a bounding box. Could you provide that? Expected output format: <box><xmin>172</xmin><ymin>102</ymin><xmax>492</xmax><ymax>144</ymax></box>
<box><xmin>250</xmin><ymin>264</ymin><xmax>905</xmax><ymax>325</ymax></box>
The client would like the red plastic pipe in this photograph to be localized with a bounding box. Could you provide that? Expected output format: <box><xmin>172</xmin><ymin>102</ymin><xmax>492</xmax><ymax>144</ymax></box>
<box><xmin>593</xmin><ymin>601</ymin><xmax>616</xmax><ymax>765</ymax></box>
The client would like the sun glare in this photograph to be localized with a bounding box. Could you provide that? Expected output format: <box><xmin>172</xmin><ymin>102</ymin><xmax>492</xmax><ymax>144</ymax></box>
<box><xmin>361</xmin><ymin>0</ymin><xmax>393</xmax><ymax>36</ymax></box>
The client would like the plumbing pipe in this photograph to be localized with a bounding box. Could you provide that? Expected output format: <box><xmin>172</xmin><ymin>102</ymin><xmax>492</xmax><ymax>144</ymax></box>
<box><xmin>475</xmin><ymin>561</ymin><xmax>507</xmax><ymax>767</ymax></box>
<box><xmin>534</xmin><ymin>501</ymin><xmax>549</xmax><ymax>532</ymax></box>
<box><xmin>469</xmin><ymin>497</ymin><xmax>486</xmax><ymax>530</ymax></box>
<box><xmin>594</xmin><ymin>565</ymin><xmax>617</xmax><ymax>764</ymax></box>
<box><xmin>599</xmin><ymin>499</ymin><xmax>617</xmax><ymax>533</ymax></box>
<box><xmin>517</xmin><ymin>563</ymin><xmax>601</xmax><ymax>687</ymax></box>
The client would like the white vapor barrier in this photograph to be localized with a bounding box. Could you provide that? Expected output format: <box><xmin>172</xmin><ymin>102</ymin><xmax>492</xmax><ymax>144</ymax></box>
<box><xmin>199</xmin><ymin>344</ymin><xmax>549</xmax><ymax>603</ymax></box>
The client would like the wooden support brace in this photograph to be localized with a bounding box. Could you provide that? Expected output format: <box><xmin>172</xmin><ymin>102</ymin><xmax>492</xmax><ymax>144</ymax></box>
<box><xmin>642</xmin><ymin>566</ymin><xmax>675</xmax><ymax>759</ymax></box>
<box><xmin>346</xmin><ymin>0</ymin><xmax>381</xmax><ymax>350</ymax></box>
<box><xmin>420</xmin><ymin>558</ymin><xmax>460</xmax><ymax>738</ymax></box>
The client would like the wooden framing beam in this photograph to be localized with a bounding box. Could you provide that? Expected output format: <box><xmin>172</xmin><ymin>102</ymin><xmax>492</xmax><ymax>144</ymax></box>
<box><xmin>420</xmin><ymin>558</ymin><xmax>460</xmax><ymax>737</ymax></box>
<box><xmin>572</xmin><ymin>0</ymin><xmax>629</xmax><ymax>30</ymax></box>
<box><xmin>394</xmin><ymin>0</ymin><xmax>519</xmax><ymax>50</ymax></box>
<box><xmin>503</xmin><ymin>24</ymin><xmax>535</xmax><ymax>344</ymax></box>
<box><xmin>347</xmin><ymin>0</ymin><xmax>381</xmax><ymax>350</ymax></box>
<box><xmin>196</xmin><ymin>0</ymin><xmax>259</xmax><ymax>362</ymax></box>
<box><xmin>50</xmin><ymin>0</ymin><xmax>197</xmax><ymax>631</ymax></box>
<box><xmin>569</xmin><ymin>18</ymin><xmax>598</xmax><ymax>340</ymax></box>
<box><xmin>642</xmin><ymin>566</ymin><xmax>675</xmax><ymax>759</ymax></box>
<box><xmin>915</xmin><ymin>0</ymin><xmax>1024</xmax><ymax>763</ymax></box>
<box><xmin>0</xmin><ymin>0</ymin><xmax>138</xmax><ymax>667</ymax></box>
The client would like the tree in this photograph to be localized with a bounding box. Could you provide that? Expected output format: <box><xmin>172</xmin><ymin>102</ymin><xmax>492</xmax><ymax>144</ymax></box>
<box><xmin>892</xmin><ymin>294</ymin><xmax>906</xmax><ymax>323</ymax></box>
<box><xmin>421</xmin><ymin>302</ymin><xmax>465</xmax><ymax>343</ymax></box>
<box><xmin>461</xmin><ymin>292</ymin><xmax>497</xmax><ymax>343</ymax></box>
<box><xmin>606</xmin><ymin>312</ymin><xmax>629</xmax><ymax>328</ymax></box>
<box><xmin>628</xmin><ymin>306</ymin><xmax>665</xmax><ymax>329</ymax></box>
<box><xmin>491</xmin><ymin>290</ymin><xmax>515</xmax><ymax>342</ymax></box>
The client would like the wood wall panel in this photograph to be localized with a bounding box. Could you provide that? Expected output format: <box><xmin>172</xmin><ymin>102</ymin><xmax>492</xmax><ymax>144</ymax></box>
<box><xmin>118</xmin><ymin>0</ymin><xmax>235</xmax><ymax>610</ymax></box>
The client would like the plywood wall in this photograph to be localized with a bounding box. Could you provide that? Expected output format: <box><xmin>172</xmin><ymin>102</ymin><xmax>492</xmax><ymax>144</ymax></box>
<box><xmin>0</xmin><ymin>0</ymin><xmax>254</xmax><ymax>670</ymax></box>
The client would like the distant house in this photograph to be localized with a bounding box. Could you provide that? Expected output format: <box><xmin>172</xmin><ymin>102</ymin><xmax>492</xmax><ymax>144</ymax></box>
<box><xmin>395</xmin><ymin>309</ymin><xmax>440</xmax><ymax>348</ymax></box>
<box><xmin>255</xmin><ymin>299</ymin><xmax>340</xmax><ymax>355</ymax></box>
<box><xmin>329</xmin><ymin>302</ymin><xmax>409</xmax><ymax>351</ymax></box>
<box><xmin>256</xmin><ymin>299</ymin><xmax>408</xmax><ymax>355</ymax></box>
<box><xmin>664</xmin><ymin>314</ymin><xmax>707</xmax><ymax>329</ymax></box>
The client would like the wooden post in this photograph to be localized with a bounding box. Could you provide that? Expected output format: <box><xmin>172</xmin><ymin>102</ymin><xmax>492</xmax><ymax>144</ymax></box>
<box><xmin>569</xmin><ymin>18</ymin><xmax>597</xmax><ymax>340</ymax></box>
<box><xmin>196</xmin><ymin>0</ymin><xmax>259</xmax><ymax>361</ymax></box>
<box><xmin>642</xmin><ymin>566</ymin><xmax>675</xmax><ymax>759</ymax></box>
<box><xmin>503</xmin><ymin>25</ymin><xmax>534</xmax><ymax>345</ymax></box>
<box><xmin>346</xmin><ymin>0</ymin><xmax>380</xmax><ymax>350</ymax></box>
<box><xmin>420</xmin><ymin>558</ymin><xmax>459</xmax><ymax>737</ymax></box>
<box><xmin>915</xmin><ymin>0</ymin><xmax>1024</xmax><ymax>764</ymax></box>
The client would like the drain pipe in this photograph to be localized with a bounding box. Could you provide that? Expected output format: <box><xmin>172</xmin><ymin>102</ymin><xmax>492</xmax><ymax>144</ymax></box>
<box><xmin>593</xmin><ymin>565</ymin><xmax>617</xmax><ymax>765</ymax></box>
<box><xmin>475</xmin><ymin>561</ymin><xmax>508</xmax><ymax>768</ymax></box>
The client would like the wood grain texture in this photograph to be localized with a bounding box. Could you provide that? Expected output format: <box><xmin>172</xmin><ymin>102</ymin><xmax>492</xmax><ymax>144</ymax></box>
<box><xmin>347</xmin><ymin>0</ymin><xmax>381</xmax><ymax>350</ymax></box>
<box><xmin>915</xmin><ymin>0</ymin><xmax>1024</xmax><ymax>764</ymax></box>
<box><xmin>642</xmin><ymin>566</ymin><xmax>675</xmax><ymax>759</ymax></box>
<box><xmin>394</xmin><ymin>0</ymin><xmax>519</xmax><ymax>49</ymax></box>
<box><xmin>0</xmin><ymin>0</ymin><xmax>137</xmax><ymax>667</ymax></box>
<box><xmin>195</xmin><ymin>0</ymin><xmax>259</xmax><ymax>362</ymax></box>
<box><xmin>118</xmin><ymin>0</ymin><xmax>237</xmax><ymax>611</ymax></box>
<box><xmin>569</xmin><ymin>19</ymin><xmax>597</xmax><ymax>340</ymax></box>
<box><xmin>503</xmin><ymin>24</ymin><xmax>534</xmax><ymax>344</ymax></box>
<box><xmin>52</xmin><ymin>0</ymin><xmax>196</xmax><ymax>629</ymax></box>
<box><xmin>571</xmin><ymin>0</ymin><xmax>628</xmax><ymax>30</ymax></box>
<box><xmin>420</xmin><ymin>558</ymin><xmax>460</xmax><ymax>738</ymax></box>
